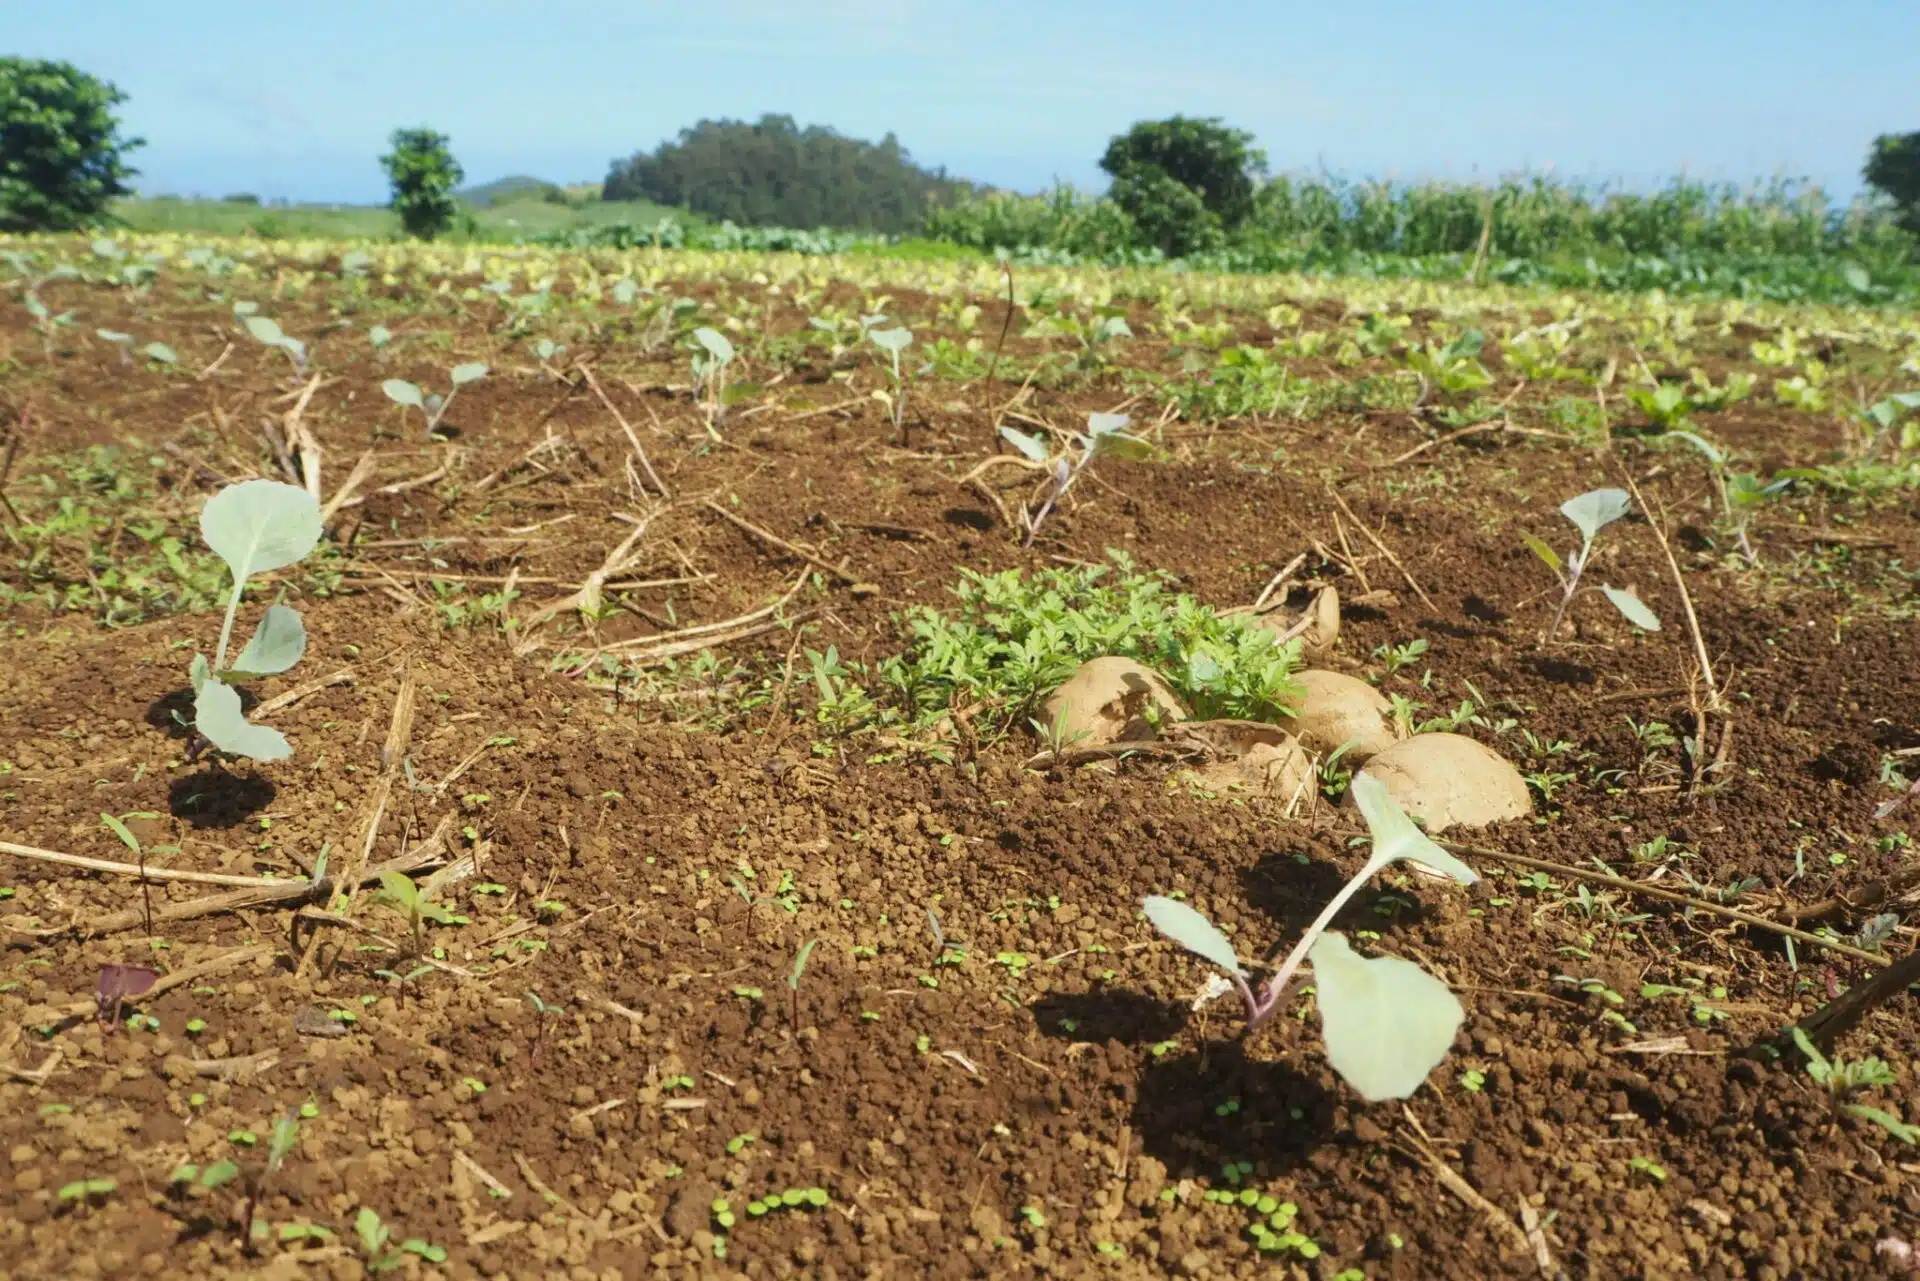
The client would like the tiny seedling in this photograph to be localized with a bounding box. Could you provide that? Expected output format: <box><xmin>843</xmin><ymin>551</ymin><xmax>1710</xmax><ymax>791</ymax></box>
<box><xmin>1792</xmin><ymin>1027</ymin><xmax>1919</xmax><ymax>1143</ymax></box>
<box><xmin>95</xmin><ymin>963</ymin><xmax>159</xmax><ymax>1032</ymax></box>
<box><xmin>788</xmin><ymin>938</ymin><xmax>820</xmax><ymax>1028</ymax></box>
<box><xmin>868</xmin><ymin>325</ymin><xmax>914</xmax><ymax>444</ymax></box>
<box><xmin>190</xmin><ymin>480</ymin><xmax>323</xmax><ymax>762</ymax></box>
<box><xmin>526</xmin><ymin>991</ymin><xmax>562</xmax><ymax>1064</ymax></box>
<box><xmin>1522</xmin><ymin>487</ymin><xmax>1660</xmax><ymax>643</ymax></box>
<box><xmin>56</xmin><ymin>1177</ymin><xmax>116</xmax><ymax>1210</ymax></box>
<box><xmin>690</xmin><ymin>327</ymin><xmax>747</xmax><ymax>435</ymax></box>
<box><xmin>100</xmin><ymin>810</ymin><xmax>159</xmax><ymax>936</ymax></box>
<box><xmin>372</xmin><ymin>870</ymin><xmax>456</xmax><ymax>961</ymax></box>
<box><xmin>373</xmin><ymin>963</ymin><xmax>433</xmax><ymax>1009</ymax></box>
<box><xmin>1000</xmin><ymin>411</ymin><xmax>1151</xmax><ymax>547</ymax></box>
<box><xmin>354</xmin><ymin>1207</ymin><xmax>447</xmax><ymax>1271</ymax></box>
<box><xmin>1142</xmin><ymin>773</ymin><xmax>1477</xmax><ymax>1101</ymax></box>
<box><xmin>1663</xmin><ymin>430</ymin><xmax>1790</xmax><ymax>566</ymax></box>
<box><xmin>382</xmin><ymin>362</ymin><xmax>487</xmax><ymax>438</ymax></box>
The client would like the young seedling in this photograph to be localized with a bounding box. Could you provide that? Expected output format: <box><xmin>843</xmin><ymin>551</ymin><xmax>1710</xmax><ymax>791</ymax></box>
<box><xmin>100</xmin><ymin>810</ymin><xmax>158</xmax><ymax>937</ymax></box>
<box><xmin>526</xmin><ymin>991</ymin><xmax>563</xmax><ymax>1064</ymax></box>
<box><xmin>1522</xmin><ymin>487</ymin><xmax>1661</xmax><ymax>643</ymax></box>
<box><xmin>690</xmin><ymin>326</ymin><xmax>740</xmax><ymax>436</ymax></box>
<box><xmin>56</xmin><ymin>1177</ymin><xmax>116</xmax><ymax>1212</ymax></box>
<box><xmin>788</xmin><ymin>938</ymin><xmax>820</xmax><ymax>1029</ymax></box>
<box><xmin>382</xmin><ymin>361</ymin><xmax>488</xmax><ymax>438</ymax></box>
<box><xmin>1141</xmin><ymin>773</ymin><xmax>1478</xmax><ymax>1101</ymax></box>
<box><xmin>1791</xmin><ymin>1027</ymin><xmax>1920</xmax><ymax>1144</ymax></box>
<box><xmin>372</xmin><ymin>870</ymin><xmax>455</xmax><ymax>961</ymax></box>
<box><xmin>243</xmin><ymin>315</ymin><xmax>308</xmax><ymax>377</ymax></box>
<box><xmin>1000</xmin><ymin>411</ymin><xmax>1151</xmax><ymax>547</ymax></box>
<box><xmin>190</xmin><ymin>479</ymin><xmax>323</xmax><ymax>762</ymax></box>
<box><xmin>354</xmin><ymin>1207</ymin><xmax>447</xmax><ymax>1271</ymax></box>
<box><xmin>868</xmin><ymin>325</ymin><xmax>914</xmax><ymax>444</ymax></box>
<box><xmin>1664</xmin><ymin>430</ymin><xmax>1790</xmax><ymax>566</ymax></box>
<box><xmin>373</xmin><ymin>962</ymin><xmax>433</xmax><ymax>1009</ymax></box>
<box><xmin>95</xmin><ymin>963</ymin><xmax>159</xmax><ymax>1032</ymax></box>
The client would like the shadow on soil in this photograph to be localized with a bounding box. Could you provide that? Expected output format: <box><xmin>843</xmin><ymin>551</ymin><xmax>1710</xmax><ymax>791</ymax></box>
<box><xmin>168</xmin><ymin>767</ymin><xmax>275</xmax><ymax>828</ymax></box>
<box><xmin>1132</xmin><ymin>1042</ymin><xmax>1338</xmax><ymax>1177</ymax></box>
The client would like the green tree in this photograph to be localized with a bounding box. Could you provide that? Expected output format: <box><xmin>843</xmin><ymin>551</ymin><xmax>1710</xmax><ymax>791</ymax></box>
<box><xmin>603</xmin><ymin>114</ymin><xmax>978</xmax><ymax>233</ymax></box>
<box><xmin>1098</xmin><ymin>116</ymin><xmax>1267</xmax><ymax>256</ymax></box>
<box><xmin>0</xmin><ymin>58</ymin><xmax>144</xmax><ymax>232</ymax></box>
<box><xmin>380</xmin><ymin>127</ymin><xmax>464</xmax><ymax>240</ymax></box>
<box><xmin>1863</xmin><ymin>132</ymin><xmax>1920</xmax><ymax>237</ymax></box>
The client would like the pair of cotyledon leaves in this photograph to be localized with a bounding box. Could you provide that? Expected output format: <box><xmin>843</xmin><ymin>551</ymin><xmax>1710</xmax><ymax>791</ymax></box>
<box><xmin>1143</xmin><ymin>772</ymin><xmax>1478</xmax><ymax>1102</ymax></box>
<box><xmin>191</xmin><ymin>480</ymin><xmax>323</xmax><ymax>762</ymax></box>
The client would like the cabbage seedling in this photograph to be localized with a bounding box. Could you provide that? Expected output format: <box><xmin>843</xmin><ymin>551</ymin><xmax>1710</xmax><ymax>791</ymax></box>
<box><xmin>1522</xmin><ymin>487</ymin><xmax>1660</xmax><ymax>643</ymax></box>
<box><xmin>190</xmin><ymin>480</ymin><xmax>323</xmax><ymax>762</ymax></box>
<box><xmin>868</xmin><ymin>325</ymin><xmax>914</xmax><ymax>443</ymax></box>
<box><xmin>373</xmin><ymin>869</ymin><xmax>456</xmax><ymax>960</ymax></box>
<box><xmin>1001</xmin><ymin>411</ymin><xmax>1152</xmax><ymax>547</ymax></box>
<box><xmin>243</xmin><ymin>315</ymin><xmax>307</xmax><ymax>376</ymax></box>
<box><xmin>1141</xmin><ymin>773</ymin><xmax>1477</xmax><ymax>1101</ymax></box>
<box><xmin>383</xmin><ymin>362</ymin><xmax>488</xmax><ymax>438</ymax></box>
<box><xmin>95</xmin><ymin>963</ymin><xmax>159</xmax><ymax>1031</ymax></box>
<box><xmin>1664</xmin><ymin>430</ymin><xmax>1789</xmax><ymax>566</ymax></box>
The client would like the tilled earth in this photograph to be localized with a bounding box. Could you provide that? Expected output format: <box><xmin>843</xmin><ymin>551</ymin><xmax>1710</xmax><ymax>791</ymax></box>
<box><xmin>1</xmin><ymin>242</ymin><xmax>1918</xmax><ymax>1279</ymax></box>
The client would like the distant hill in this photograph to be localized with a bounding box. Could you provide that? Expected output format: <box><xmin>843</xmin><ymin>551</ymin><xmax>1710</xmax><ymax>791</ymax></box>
<box><xmin>458</xmin><ymin>175</ymin><xmax>562</xmax><ymax>208</ymax></box>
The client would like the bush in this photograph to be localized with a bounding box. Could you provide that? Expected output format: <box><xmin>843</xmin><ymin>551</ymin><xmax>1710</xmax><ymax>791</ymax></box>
<box><xmin>0</xmin><ymin>58</ymin><xmax>144</xmax><ymax>232</ymax></box>
<box><xmin>1099</xmin><ymin>116</ymin><xmax>1265</xmax><ymax>255</ymax></box>
<box><xmin>379</xmin><ymin>127</ymin><xmax>463</xmax><ymax>240</ymax></box>
<box><xmin>1864</xmin><ymin>132</ymin><xmax>1920</xmax><ymax>237</ymax></box>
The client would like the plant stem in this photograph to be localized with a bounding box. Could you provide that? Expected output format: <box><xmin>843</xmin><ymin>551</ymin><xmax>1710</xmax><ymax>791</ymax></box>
<box><xmin>211</xmin><ymin>576</ymin><xmax>247</xmax><ymax>674</ymax></box>
<box><xmin>1249</xmin><ymin>859</ymin><xmax>1384</xmax><ymax>1027</ymax></box>
<box><xmin>1542</xmin><ymin>549</ymin><xmax>1585</xmax><ymax>644</ymax></box>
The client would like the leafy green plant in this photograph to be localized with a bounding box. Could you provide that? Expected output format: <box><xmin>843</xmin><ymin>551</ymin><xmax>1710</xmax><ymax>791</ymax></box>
<box><xmin>0</xmin><ymin>58</ymin><xmax>144</xmax><ymax>231</ymax></box>
<box><xmin>382</xmin><ymin>362</ymin><xmax>487</xmax><ymax>438</ymax></box>
<box><xmin>56</xmin><ymin>1176</ymin><xmax>116</xmax><ymax>1210</ymax></box>
<box><xmin>1142</xmin><ymin>772</ymin><xmax>1477</xmax><ymax>1101</ymax></box>
<box><xmin>882</xmin><ymin>553</ymin><xmax>1302</xmax><ymax>738</ymax></box>
<box><xmin>372</xmin><ymin>869</ymin><xmax>452</xmax><ymax>957</ymax></box>
<box><xmin>1626</xmin><ymin>382</ymin><xmax>1694</xmax><ymax>430</ymax></box>
<box><xmin>1000</xmin><ymin>411</ymin><xmax>1151</xmax><ymax>546</ymax></box>
<box><xmin>1403</xmin><ymin>328</ymin><xmax>1492</xmax><ymax>397</ymax></box>
<box><xmin>189</xmin><ymin>480</ymin><xmax>323</xmax><ymax>762</ymax></box>
<box><xmin>1521</xmin><ymin>488</ymin><xmax>1661</xmax><ymax>643</ymax></box>
<box><xmin>690</xmin><ymin>326</ymin><xmax>750</xmax><ymax>434</ymax></box>
<box><xmin>379</xmin><ymin>126</ymin><xmax>463</xmax><ymax>240</ymax></box>
<box><xmin>242</xmin><ymin>313</ymin><xmax>307</xmax><ymax>376</ymax></box>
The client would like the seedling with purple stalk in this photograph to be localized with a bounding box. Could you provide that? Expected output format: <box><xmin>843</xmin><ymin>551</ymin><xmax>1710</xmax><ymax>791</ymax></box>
<box><xmin>95</xmin><ymin>963</ymin><xmax>159</xmax><ymax>1032</ymax></box>
<box><xmin>99</xmin><ymin>810</ymin><xmax>159</xmax><ymax>937</ymax></box>
<box><xmin>382</xmin><ymin>361</ymin><xmax>488</xmax><ymax>439</ymax></box>
<box><xmin>788</xmin><ymin>938</ymin><xmax>819</xmax><ymax>1029</ymax></box>
<box><xmin>526</xmin><ymin>991</ymin><xmax>562</xmax><ymax>1064</ymax></box>
<box><xmin>1000</xmin><ymin>411</ymin><xmax>1152</xmax><ymax>547</ymax></box>
<box><xmin>1141</xmin><ymin>773</ymin><xmax>1478</xmax><ymax>1101</ymax></box>
<box><xmin>1522</xmin><ymin>487</ymin><xmax>1661</xmax><ymax>644</ymax></box>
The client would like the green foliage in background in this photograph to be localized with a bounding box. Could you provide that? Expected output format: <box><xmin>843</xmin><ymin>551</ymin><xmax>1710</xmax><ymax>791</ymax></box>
<box><xmin>380</xmin><ymin>127</ymin><xmax>465</xmax><ymax>241</ymax></box>
<box><xmin>1100</xmin><ymin>116</ymin><xmax>1267</xmax><ymax>256</ymax></box>
<box><xmin>601</xmin><ymin>113</ymin><xmax>981</xmax><ymax>234</ymax></box>
<box><xmin>1864</xmin><ymin>131</ymin><xmax>1920</xmax><ymax>237</ymax></box>
<box><xmin>0</xmin><ymin>58</ymin><xmax>144</xmax><ymax>232</ymax></box>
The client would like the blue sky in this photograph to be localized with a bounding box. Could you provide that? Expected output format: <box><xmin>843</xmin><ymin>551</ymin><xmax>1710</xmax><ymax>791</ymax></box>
<box><xmin>12</xmin><ymin>1</ymin><xmax>1914</xmax><ymax>205</ymax></box>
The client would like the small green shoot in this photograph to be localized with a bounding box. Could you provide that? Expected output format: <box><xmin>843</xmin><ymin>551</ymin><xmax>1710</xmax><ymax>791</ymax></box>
<box><xmin>382</xmin><ymin>362</ymin><xmax>488</xmax><ymax>438</ymax></box>
<box><xmin>1522</xmin><ymin>487</ymin><xmax>1660</xmax><ymax>643</ymax></box>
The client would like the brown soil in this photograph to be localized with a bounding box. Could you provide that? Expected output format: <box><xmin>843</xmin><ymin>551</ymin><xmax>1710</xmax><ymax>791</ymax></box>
<box><xmin>2</xmin><ymin>242</ymin><xmax>1918</xmax><ymax>1280</ymax></box>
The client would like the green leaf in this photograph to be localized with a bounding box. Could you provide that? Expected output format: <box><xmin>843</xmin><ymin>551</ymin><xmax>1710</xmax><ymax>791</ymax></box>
<box><xmin>1598</xmin><ymin>586</ymin><xmax>1661</xmax><ymax>631</ymax></box>
<box><xmin>188</xmin><ymin>652</ymin><xmax>210</xmax><ymax>693</ymax></box>
<box><xmin>1309</xmin><ymin>931</ymin><xmax>1465</xmax><ymax>1101</ymax></box>
<box><xmin>142</xmin><ymin>342</ymin><xmax>178</xmax><ymax>364</ymax></box>
<box><xmin>1142</xmin><ymin>895</ymin><xmax>1245</xmax><ymax>976</ymax></box>
<box><xmin>999</xmin><ymin>427</ymin><xmax>1050</xmax><ymax>463</ymax></box>
<box><xmin>449</xmin><ymin>361</ymin><xmax>488</xmax><ymax>386</ymax></box>
<box><xmin>1348</xmin><ymin>772</ymin><xmax>1478</xmax><ymax>884</ymax></box>
<box><xmin>1844</xmin><ymin>1103</ymin><xmax>1920</xmax><ymax>1144</ymax></box>
<box><xmin>382</xmin><ymin>379</ymin><xmax>425</xmax><ymax>409</ymax></box>
<box><xmin>367</xmin><ymin>325</ymin><xmax>391</xmax><ymax>348</ymax></box>
<box><xmin>244</xmin><ymin>316</ymin><xmax>286</xmax><ymax>347</ymax></box>
<box><xmin>101</xmin><ymin>811</ymin><xmax>139</xmax><ymax>854</ymax></box>
<box><xmin>693</xmin><ymin>327</ymin><xmax>734</xmax><ymax>364</ymax></box>
<box><xmin>1085</xmin><ymin>411</ymin><xmax>1132</xmax><ymax>437</ymax></box>
<box><xmin>194</xmin><ymin>681</ymin><xmax>292</xmax><ymax>762</ymax></box>
<box><xmin>1520</xmin><ymin>532</ymin><xmax>1561</xmax><ymax>574</ymax></box>
<box><xmin>869</xmin><ymin>327</ymin><xmax>912</xmax><ymax>354</ymax></box>
<box><xmin>1842</xmin><ymin>262</ymin><xmax>1871</xmax><ymax>293</ymax></box>
<box><xmin>1559</xmin><ymin>488</ymin><xmax>1631</xmax><ymax>543</ymax></box>
<box><xmin>225</xmin><ymin>604</ymin><xmax>307</xmax><ymax>677</ymax></box>
<box><xmin>1664</xmin><ymin>429</ymin><xmax>1725</xmax><ymax>469</ymax></box>
<box><xmin>377</xmin><ymin>869</ymin><xmax>418</xmax><ymax>908</ymax></box>
<box><xmin>96</xmin><ymin>328</ymin><xmax>132</xmax><ymax>343</ymax></box>
<box><xmin>200</xmin><ymin>480</ymin><xmax>322</xmax><ymax>584</ymax></box>
<box><xmin>1091</xmin><ymin>432</ymin><xmax>1153</xmax><ymax>461</ymax></box>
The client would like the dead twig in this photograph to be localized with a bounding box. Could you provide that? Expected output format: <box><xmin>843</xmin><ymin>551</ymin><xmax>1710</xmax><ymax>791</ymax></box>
<box><xmin>579</xmin><ymin>362</ymin><xmax>670</xmax><ymax>498</ymax></box>
<box><xmin>702</xmin><ymin>499</ymin><xmax>856</xmax><ymax>585</ymax></box>
<box><xmin>1327</xmin><ymin>484</ymin><xmax>1435</xmax><ymax>610</ymax></box>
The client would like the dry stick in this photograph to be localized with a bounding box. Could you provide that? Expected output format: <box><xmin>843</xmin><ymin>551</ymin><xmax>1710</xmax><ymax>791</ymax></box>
<box><xmin>1438</xmin><ymin>839</ymin><xmax>1886</xmax><ymax>967</ymax></box>
<box><xmin>319</xmin><ymin>450</ymin><xmax>378</xmax><ymax>525</ymax></box>
<box><xmin>61</xmin><ymin>817</ymin><xmax>455</xmax><ymax>939</ymax></box>
<box><xmin>281</xmin><ymin>372</ymin><xmax>326</xmax><ymax>499</ymax></box>
<box><xmin>701</xmin><ymin>500</ymin><xmax>856</xmax><ymax>585</ymax></box>
<box><xmin>513</xmin><ymin>511</ymin><xmax>663</xmax><ymax>643</ymax></box>
<box><xmin>0</xmin><ymin>397</ymin><xmax>27</xmax><ymax>531</ymax></box>
<box><xmin>0</xmin><ymin>840</ymin><xmax>287</xmax><ymax>888</ymax></box>
<box><xmin>328</xmin><ymin>447</ymin><xmax>460</xmax><ymax>513</ymax></box>
<box><xmin>1787</xmin><ymin>948</ymin><xmax>1920</xmax><ymax>1056</ymax></box>
<box><xmin>251</xmin><ymin>668</ymin><xmax>353</xmax><ymax>720</ymax></box>
<box><xmin>1243</xmin><ymin>552</ymin><xmax>1309</xmax><ymax>614</ymax></box>
<box><xmin>1616</xmin><ymin>464</ymin><xmax>1725</xmax><ymax>801</ymax></box>
<box><xmin>579</xmin><ymin>363</ymin><xmax>670</xmax><ymax>498</ymax></box>
<box><xmin>1326</xmin><ymin>484</ymin><xmax>1436</xmax><ymax>610</ymax></box>
<box><xmin>1396</xmin><ymin>1108</ymin><xmax>1538</xmax><ymax>1264</ymax></box>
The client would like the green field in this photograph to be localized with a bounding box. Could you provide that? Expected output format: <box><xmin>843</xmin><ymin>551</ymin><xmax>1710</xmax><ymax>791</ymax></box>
<box><xmin>113</xmin><ymin>191</ymin><xmax>689</xmax><ymax>242</ymax></box>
